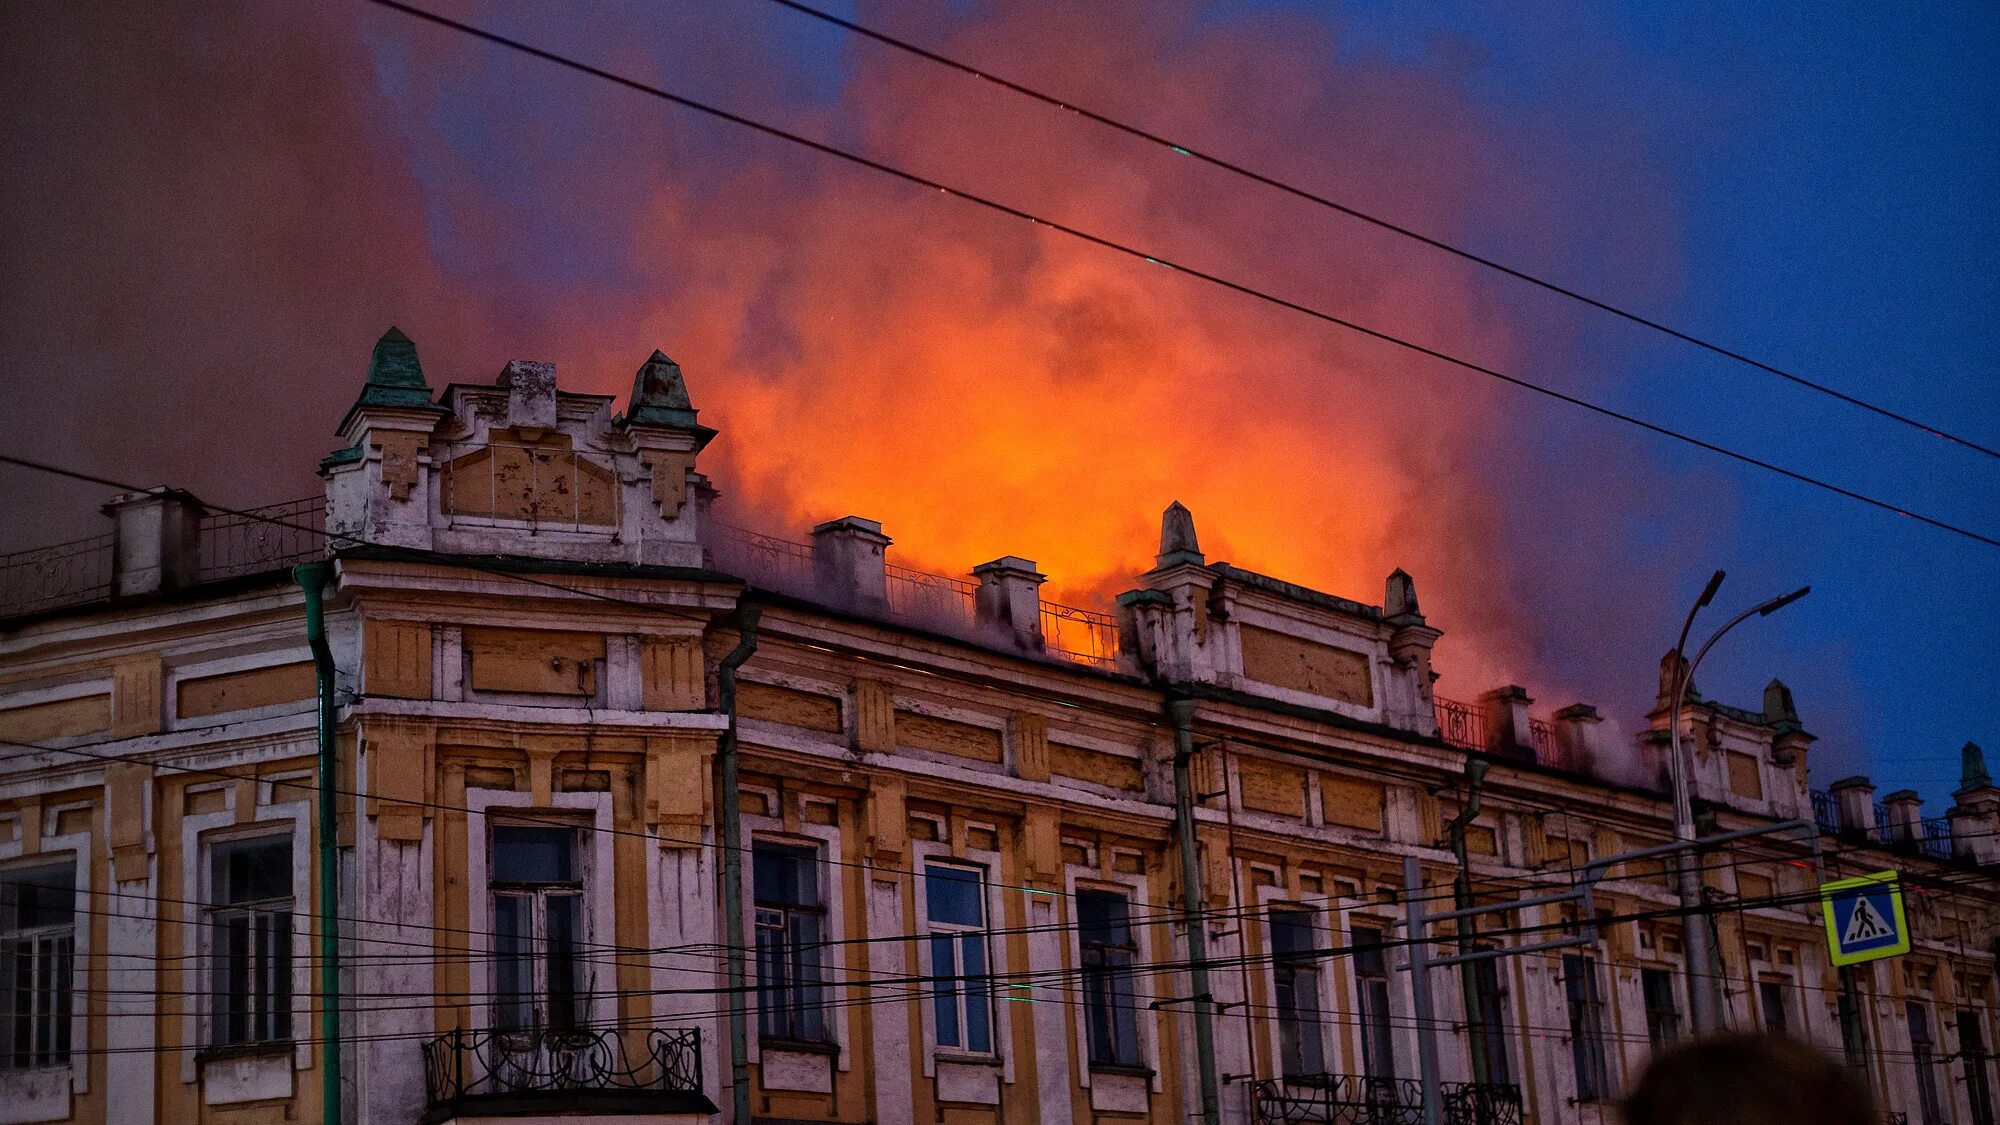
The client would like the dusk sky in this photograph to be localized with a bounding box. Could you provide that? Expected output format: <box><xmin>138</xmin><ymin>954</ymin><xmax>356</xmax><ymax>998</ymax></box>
<box><xmin>3</xmin><ymin>1</ymin><xmax>1994</xmax><ymax>806</ymax></box>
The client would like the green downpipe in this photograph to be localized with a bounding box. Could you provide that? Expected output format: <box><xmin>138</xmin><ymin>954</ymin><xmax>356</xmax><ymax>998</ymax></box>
<box><xmin>1168</xmin><ymin>698</ymin><xmax>1221</xmax><ymax>1125</ymax></box>
<box><xmin>294</xmin><ymin>562</ymin><xmax>341</xmax><ymax>1125</ymax></box>
<box><xmin>717</xmin><ymin>603</ymin><xmax>762</xmax><ymax>1125</ymax></box>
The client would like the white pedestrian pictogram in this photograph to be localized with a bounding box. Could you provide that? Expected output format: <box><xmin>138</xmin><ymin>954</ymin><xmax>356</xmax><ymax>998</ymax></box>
<box><xmin>1842</xmin><ymin>895</ymin><xmax>1893</xmax><ymax>944</ymax></box>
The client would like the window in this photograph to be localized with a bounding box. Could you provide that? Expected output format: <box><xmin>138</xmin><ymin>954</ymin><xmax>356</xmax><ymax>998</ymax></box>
<box><xmin>208</xmin><ymin>836</ymin><xmax>292</xmax><ymax>1047</ymax></box>
<box><xmin>926</xmin><ymin>865</ymin><xmax>992</xmax><ymax>1054</ymax></box>
<box><xmin>1758</xmin><ymin>979</ymin><xmax>1791</xmax><ymax>1038</ymax></box>
<box><xmin>1563</xmin><ymin>955</ymin><xmax>1609</xmax><ymax>1101</ymax></box>
<box><xmin>1470</xmin><ymin>958</ymin><xmax>1511</xmax><ymax>1085</ymax></box>
<box><xmin>491</xmin><ymin>824</ymin><xmax>586</xmax><ymax>1033</ymax></box>
<box><xmin>1352</xmin><ymin>925</ymin><xmax>1397</xmax><ymax>1082</ymax></box>
<box><xmin>1</xmin><ymin>863</ymin><xmax>74</xmax><ymax>1069</ymax></box>
<box><xmin>1908</xmin><ymin>1002</ymin><xmax>1946</xmax><ymax>1125</ymax></box>
<box><xmin>1077</xmin><ymin>889</ymin><xmax>1140</xmax><ymax>1068</ymax></box>
<box><xmin>1958</xmin><ymin>1011</ymin><xmax>1994</xmax><ymax>1125</ymax></box>
<box><xmin>1642</xmin><ymin>968</ymin><xmax>1681</xmax><ymax>1049</ymax></box>
<box><xmin>754</xmin><ymin>842</ymin><xmax>826</xmax><ymax>1042</ymax></box>
<box><xmin>1269</xmin><ymin>909</ymin><xmax>1324</xmax><ymax>1077</ymax></box>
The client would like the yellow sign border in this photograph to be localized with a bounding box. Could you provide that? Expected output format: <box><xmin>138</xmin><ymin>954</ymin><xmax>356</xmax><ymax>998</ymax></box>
<box><xmin>1820</xmin><ymin>869</ymin><xmax>1910</xmax><ymax>966</ymax></box>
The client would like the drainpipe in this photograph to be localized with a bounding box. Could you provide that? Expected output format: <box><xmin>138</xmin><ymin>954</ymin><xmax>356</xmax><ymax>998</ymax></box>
<box><xmin>1443</xmin><ymin>757</ymin><xmax>1490</xmax><ymax>1085</ymax></box>
<box><xmin>1168</xmin><ymin>698</ymin><xmax>1221</xmax><ymax>1125</ymax></box>
<box><xmin>717</xmin><ymin>603</ymin><xmax>762</xmax><ymax>1125</ymax></box>
<box><xmin>293</xmin><ymin>562</ymin><xmax>341</xmax><ymax>1125</ymax></box>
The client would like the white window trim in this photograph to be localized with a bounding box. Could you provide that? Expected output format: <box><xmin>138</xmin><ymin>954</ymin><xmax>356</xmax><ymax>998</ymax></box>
<box><xmin>177</xmin><ymin>786</ymin><xmax>312</xmax><ymax>1084</ymax></box>
<box><xmin>0</xmin><ymin>819</ymin><xmax>91</xmax><ymax>1097</ymax></box>
<box><xmin>463</xmin><ymin>790</ymin><xmax>617</xmax><ymax>1036</ymax></box>
<box><xmin>739</xmin><ymin>794</ymin><xmax>851</xmax><ymax>1071</ymax></box>
<box><xmin>911</xmin><ymin>838</ymin><xmax>1010</xmax><ymax>1080</ymax></box>
<box><xmin>1256</xmin><ymin>884</ymin><xmax>1340</xmax><ymax>1081</ymax></box>
<box><xmin>1063</xmin><ymin>866</ymin><xmax>1158</xmax><ymax>1092</ymax></box>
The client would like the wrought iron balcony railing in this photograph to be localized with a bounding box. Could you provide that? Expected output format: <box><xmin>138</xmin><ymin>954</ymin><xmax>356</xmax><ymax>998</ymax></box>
<box><xmin>1252</xmin><ymin>1074</ymin><xmax>1522</xmax><ymax>1125</ymax></box>
<box><xmin>420</xmin><ymin>1026</ymin><xmax>710</xmax><ymax>1124</ymax></box>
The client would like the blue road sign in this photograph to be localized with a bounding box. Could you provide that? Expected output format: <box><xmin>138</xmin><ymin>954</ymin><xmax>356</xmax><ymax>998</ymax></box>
<box><xmin>1820</xmin><ymin>870</ymin><xmax>1910</xmax><ymax>966</ymax></box>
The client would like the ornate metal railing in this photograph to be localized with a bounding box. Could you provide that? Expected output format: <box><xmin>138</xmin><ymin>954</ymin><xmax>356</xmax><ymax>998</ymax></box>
<box><xmin>885</xmin><ymin>563</ymin><xmax>976</xmax><ymax>623</ymax></box>
<box><xmin>1811</xmin><ymin>789</ymin><xmax>1842</xmax><ymax>835</ymax></box>
<box><xmin>1434</xmin><ymin>697</ymin><xmax>1484</xmax><ymax>753</ymax></box>
<box><xmin>1042</xmin><ymin>601</ymin><xmax>1120</xmax><ymax>667</ymax></box>
<box><xmin>0</xmin><ymin>533</ymin><xmax>113</xmax><ymax>618</ymax></box>
<box><xmin>1252</xmin><ymin>1075</ymin><xmax>1425</xmax><ymax>1125</ymax></box>
<box><xmin>422</xmin><ymin>1027</ymin><xmax>701</xmax><ymax>1114</ymax></box>
<box><xmin>1527</xmin><ymin>718</ymin><xmax>1556</xmax><ymax>764</ymax></box>
<box><xmin>1252</xmin><ymin>1076</ymin><xmax>1520</xmax><ymax>1125</ymax></box>
<box><xmin>703</xmin><ymin>522</ymin><xmax>817</xmax><ymax>595</ymax></box>
<box><xmin>1919</xmin><ymin>816</ymin><xmax>1954</xmax><ymax>861</ymax></box>
<box><xmin>1443</xmin><ymin>1083</ymin><xmax>1523</xmax><ymax>1125</ymax></box>
<box><xmin>197</xmin><ymin>495</ymin><xmax>326</xmax><ymax>583</ymax></box>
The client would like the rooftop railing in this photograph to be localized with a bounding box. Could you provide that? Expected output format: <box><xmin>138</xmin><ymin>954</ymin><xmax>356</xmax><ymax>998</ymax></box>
<box><xmin>0</xmin><ymin>533</ymin><xmax>113</xmax><ymax>618</ymax></box>
<box><xmin>197</xmin><ymin>495</ymin><xmax>326</xmax><ymax>583</ymax></box>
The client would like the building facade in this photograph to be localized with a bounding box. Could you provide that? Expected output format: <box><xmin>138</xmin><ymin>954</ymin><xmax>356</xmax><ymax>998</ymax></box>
<box><xmin>1</xmin><ymin>330</ymin><xmax>1996</xmax><ymax>1125</ymax></box>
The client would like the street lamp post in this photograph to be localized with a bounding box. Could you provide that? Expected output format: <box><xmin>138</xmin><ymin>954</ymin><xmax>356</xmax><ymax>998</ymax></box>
<box><xmin>1667</xmin><ymin>572</ymin><xmax>1810</xmax><ymax>1033</ymax></box>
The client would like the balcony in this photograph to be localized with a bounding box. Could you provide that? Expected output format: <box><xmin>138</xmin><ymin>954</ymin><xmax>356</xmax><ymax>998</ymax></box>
<box><xmin>420</xmin><ymin>1027</ymin><xmax>712</xmax><ymax>1124</ymax></box>
<box><xmin>1252</xmin><ymin>1074</ymin><xmax>1523</xmax><ymax>1125</ymax></box>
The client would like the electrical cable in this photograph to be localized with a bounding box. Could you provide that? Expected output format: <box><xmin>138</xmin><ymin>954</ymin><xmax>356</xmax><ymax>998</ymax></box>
<box><xmin>759</xmin><ymin>0</ymin><xmax>2000</xmax><ymax>463</ymax></box>
<box><xmin>356</xmin><ymin>0</ymin><xmax>2000</xmax><ymax>552</ymax></box>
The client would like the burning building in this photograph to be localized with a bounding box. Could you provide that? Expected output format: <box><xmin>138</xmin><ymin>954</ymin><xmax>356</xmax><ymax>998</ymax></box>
<box><xmin>0</xmin><ymin>330</ymin><xmax>1994</xmax><ymax>1125</ymax></box>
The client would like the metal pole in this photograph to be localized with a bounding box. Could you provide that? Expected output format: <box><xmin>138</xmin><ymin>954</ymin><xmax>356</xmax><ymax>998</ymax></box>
<box><xmin>1667</xmin><ymin>576</ymin><xmax>1809</xmax><ymax>1032</ymax></box>
<box><xmin>1405</xmin><ymin>857</ymin><xmax>1442</xmax><ymax>1125</ymax></box>
<box><xmin>294</xmin><ymin>562</ymin><xmax>341</xmax><ymax>1125</ymax></box>
<box><xmin>1169</xmin><ymin>699</ymin><xmax>1222</xmax><ymax>1125</ymax></box>
<box><xmin>717</xmin><ymin>604</ymin><xmax>761</xmax><ymax>1125</ymax></box>
<box><xmin>1806</xmin><ymin>832</ymin><xmax>1872</xmax><ymax>1087</ymax></box>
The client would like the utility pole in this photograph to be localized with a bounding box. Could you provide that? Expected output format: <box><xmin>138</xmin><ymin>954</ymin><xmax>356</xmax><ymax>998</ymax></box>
<box><xmin>1666</xmin><ymin>571</ymin><xmax>1809</xmax><ymax>1032</ymax></box>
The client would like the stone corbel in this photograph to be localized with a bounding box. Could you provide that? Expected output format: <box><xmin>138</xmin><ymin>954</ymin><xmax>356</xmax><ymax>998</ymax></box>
<box><xmin>365</xmin><ymin>720</ymin><xmax>435</xmax><ymax>842</ymax></box>
<box><xmin>639</xmin><ymin>451</ymin><xmax>696</xmax><ymax>518</ymax></box>
<box><xmin>645</xmin><ymin>733</ymin><xmax>715</xmax><ymax>848</ymax></box>
<box><xmin>374</xmin><ymin>430</ymin><xmax>426</xmax><ymax>502</ymax></box>
<box><xmin>863</xmin><ymin>775</ymin><xmax>907</xmax><ymax>864</ymax></box>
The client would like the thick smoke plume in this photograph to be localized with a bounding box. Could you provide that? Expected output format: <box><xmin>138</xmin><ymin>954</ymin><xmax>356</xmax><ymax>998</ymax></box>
<box><xmin>1</xmin><ymin>1</ymin><xmax>1748</xmax><ymax>752</ymax></box>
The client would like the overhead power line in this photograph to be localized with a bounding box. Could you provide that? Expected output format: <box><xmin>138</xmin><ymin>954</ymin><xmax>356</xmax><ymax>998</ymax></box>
<box><xmin>361</xmin><ymin>0</ymin><xmax>2000</xmax><ymax>552</ymax></box>
<box><xmin>763</xmin><ymin>0</ymin><xmax>2000</xmax><ymax>463</ymax></box>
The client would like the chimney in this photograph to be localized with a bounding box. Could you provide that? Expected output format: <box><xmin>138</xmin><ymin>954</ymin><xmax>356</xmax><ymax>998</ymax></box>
<box><xmin>499</xmin><ymin>359</ymin><xmax>559</xmax><ymax>432</ymax></box>
<box><xmin>1552</xmin><ymin>704</ymin><xmax>1607</xmax><ymax>773</ymax></box>
<box><xmin>103</xmin><ymin>489</ymin><xmax>205</xmax><ymax>598</ymax></box>
<box><xmin>1950</xmin><ymin>743</ymin><xmax>2000</xmax><ymax>863</ymax></box>
<box><xmin>812</xmin><ymin>517</ymin><xmax>891</xmax><ymax>614</ymax></box>
<box><xmin>1479</xmin><ymin>685</ymin><xmax>1536</xmax><ymax>762</ymax></box>
<box><xmin>1829</xmin><ymin>776</ymin><xmax>1878</xmax><ymax>838</ymax></box>
<box><xmin>973</xmin><ymin>556</ymin><xmax>1046</xmax><ymax>649</ymax></box>
<box><xmin>1880</xmin><ymin>790</ymin><xmax>1922</xmax><ymax>843</ymax></box>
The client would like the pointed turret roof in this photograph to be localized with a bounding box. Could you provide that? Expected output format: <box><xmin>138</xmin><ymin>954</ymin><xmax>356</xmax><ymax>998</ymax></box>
<box><xmin>337</xmin><ymin>327</ymin><xmax>446</xmax><ymax>434</ymax></box>
<box><xmin>1958</xmin><ymin>742</ymin><xmax>1994</xmax><ymax>797</ymax></box>
<box><xmin>617</xmin><ymin>349</ymin><xmax>716</xmax><ymax>447</ymax></box>
<box><xmin>1154</xmin><ymin>501</ymin><xmax>1205</xmax><ymax>569</ymax></box>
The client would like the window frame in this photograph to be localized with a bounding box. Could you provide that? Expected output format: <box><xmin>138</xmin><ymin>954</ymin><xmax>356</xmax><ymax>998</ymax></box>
<box><xmin>1268</xmin><ymin>907</ymin><xmax>1326</xmax><ymax>1079</ymax></box>
<box><xmin>753</xmin><ymin>840</ymin><xmax>829</xmax><ymax>1045</ymax></box>
<box><xmin>1908</xmin><ymin>1000</ymin><xmax>1947</xmax><ymax>1125</ymax></box>
<box><xmin>1642</xmin><ymin>965</ymin><xmax>1682</xmax><ymax>1049</ymax></box>
<box><xmin>1562</xmin><ymin>954</ymin><xmax>1610</xmax><ymax>1102</ymax></box>
<box><xmin>1756</xmin><ymin>976</ymin><xmax>1792</xmax><ymax>1038</ymax></box>
<box><xmin>1350</xmin><ymin>922</ymin><xmax>1398</xmax><ymax>1084</ymax></box>
<box><xmin>487</xmin><ymin>820</ymin><xmax>589</xmax><ymax>1035</ymax></box>
<box><xmin>1076</xmin><ymin>887</ymin><xmax>1143</xmax><ymax>1071</ymax></box>
<box><xmin>1469</xmin><ymin>955</ymin><xmax>1512</xmax><ymax>1085</ymax></box>
<box><xmin>203</xmin><ymin>832</ymin><xmax>296</xmax><ymax>1051</ymax></box>
<box><xmin>0</xmin><ymin>859</ymin><xmax>77</xmax><ymax>1071</ymax></box>
<box><xmin>923</xmin><ymin>862</ymin><xmax>995</xmax><ymax>1057</ymax></box>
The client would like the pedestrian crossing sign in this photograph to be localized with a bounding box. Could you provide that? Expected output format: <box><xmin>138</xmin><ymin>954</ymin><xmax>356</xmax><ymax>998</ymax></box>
<box><xmin>1820</xmin><ymin>870</ymin><xmax>1910</xmax><ymax>966</ymax></box>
